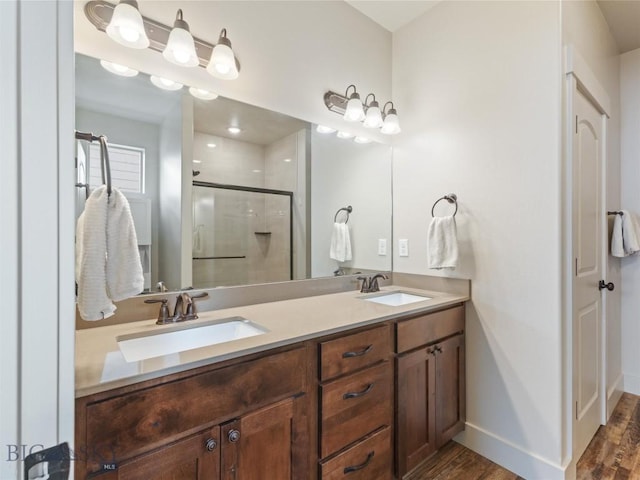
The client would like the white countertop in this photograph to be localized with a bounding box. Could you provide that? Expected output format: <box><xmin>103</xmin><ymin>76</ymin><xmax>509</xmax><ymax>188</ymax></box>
<box><xmin>75</xmin><ymin>285</ymin><xmax>468</xmax><ymax>397</ymax></box>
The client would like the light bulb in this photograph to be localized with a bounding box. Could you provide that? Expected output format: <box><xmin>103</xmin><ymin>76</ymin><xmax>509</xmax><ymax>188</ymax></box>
<box><xmin>106</xmin><ymin>0</ymin><xmax>149</xmax><ymax>49</ymax></box>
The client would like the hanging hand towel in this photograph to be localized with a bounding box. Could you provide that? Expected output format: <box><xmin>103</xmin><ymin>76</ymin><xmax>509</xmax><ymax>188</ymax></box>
<box><xmin>330</xmin><ymin>222</ymin><xmax>352</xmax><ymax>262</ymax></box>
<box><xmin>76</xmin><ymin>186</ymin><xmax>116</xmax><ymax>321</ymax></box>
<box><xmin>427</xmin><ymin>215</ymin><xmax>458</xmax><ymax>269</ymax></box>
<box><xmin>611</xmin><ymin>214</ymin><xmax>625</xmax><ymax>257</ymax></box>
<box><xmin>106</xmin><ymin>187</ymin><xmax>144</xmax><ymax>301</ymax></box>
<box><xmin>611</xmin><ymin>210</ymin><xmax>640</xmax><ymax>257</ymax></box>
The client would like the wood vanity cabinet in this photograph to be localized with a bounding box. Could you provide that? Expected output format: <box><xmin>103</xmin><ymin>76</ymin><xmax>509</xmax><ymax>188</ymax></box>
<box><xmin>75</xmin><ymin>345</ymin><xmax>312</xmax><ymax>480</ymax></box>
<box><xmin>395</xmin><ymin>304</ymin><xmax>466</xmax><ymax>478</ymax></box>
<box><xmin>317</xmin><ymin>324</ymin><xmax>394</xmax><ymax>480</ymax></box>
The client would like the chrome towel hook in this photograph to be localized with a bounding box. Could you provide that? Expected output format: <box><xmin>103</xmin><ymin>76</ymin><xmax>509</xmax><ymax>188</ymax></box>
<box><xmin>431</xmin><ymin>193</ymin><xmax>458</xmax><ymax>217</ymax></box>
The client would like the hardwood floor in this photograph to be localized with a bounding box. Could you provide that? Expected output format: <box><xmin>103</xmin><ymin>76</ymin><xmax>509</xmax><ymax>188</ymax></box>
<box><xmin>405</xmin><ymin>393</ymin><xmax>640</xmax><ymax>480</ymax></box>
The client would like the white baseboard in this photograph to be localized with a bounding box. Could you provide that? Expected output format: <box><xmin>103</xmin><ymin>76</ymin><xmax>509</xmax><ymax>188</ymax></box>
<box><xmin>456</xmin><ymin>422</ymin><xmax>568</xmax><ymax>480</ymax></box>
<box><xmin>624</xmin><ymin>373</ymin><xmax>640</xmax><ymax>395</ymax></box>
<box><xmin>607</xmin><ymin>373</ymin><xmax>625</xmax><ymax>419</ymax></box>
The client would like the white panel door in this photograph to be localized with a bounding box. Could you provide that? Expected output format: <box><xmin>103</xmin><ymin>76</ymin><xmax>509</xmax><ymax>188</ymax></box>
<box><xmin>572</xmin><ymin>86</ymin><xmax>605</xmax><ymax>459</ymax></box>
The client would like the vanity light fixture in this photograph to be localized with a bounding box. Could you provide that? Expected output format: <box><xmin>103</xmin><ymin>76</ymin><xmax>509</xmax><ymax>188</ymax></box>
<box><xmin>354</xmin><ymin>136</ymin><xmax>372</xmax><ymax>144</ymax></box>
<box><xmin>188</xmin><ymin>87</ymin><xmax>219</xmax><ymax>100</ymax></box>
<box><xmin>105</xmin><ymin>0</ymin><xmax>149</xmax><ymax>49</ymax></box>
<box><xmin>206</xmin><ymin>29</ymin><xmax>240</xmax><ymax>80</ymax></box>
<box><xmin>99</xmin><ymin>60</ymin><xmax>139</xmax><ymax>77</ymax></box>
<box><xmin>316</xmin><ymin>125</ymin><xmax>336</xmax><ymax>134</ymax></box>
<box><xmin>336</xmin><ymin>131</ymin><xmax>355</xmax><ymax>139</ymax></box>
<box><xmin>227</xmin><ymin>126</ymin><xmax>242</xmax><ymax>134</ymax></box>
<box><xmin>324</xmin><ymin>87</ymin><xmax>400</xmax><ymax>135</ymax></box>
<box><xmin>150</xmin><ymin>75</ymin><xmax>183</xmax><ymax>91</ymax></box>
<box><xmin>381</xmin><ymin>101</ymin><xmax>401</xmax><ymax>135</ymax></box>
<box><xmin>363</xmin><ymin>94</ymin><xmax>383</xmax><ymax>129</ymax></box>
<box><xmin>85</xmin><ymin>1</ymin><xmax>241</xmax><ymax>78</ymax></box>
<box><xmin>163</xmin><ymin>9</ymin><xmax>199</xmax><ymax>67</ymax></box>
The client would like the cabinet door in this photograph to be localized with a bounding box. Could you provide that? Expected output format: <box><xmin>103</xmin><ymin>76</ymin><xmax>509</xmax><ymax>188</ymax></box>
<box><xmin>221</xmin><ymin>397</ymin><xmax>295</xmax><ymax>480</ymax></box>
<box><xmin>395</xmin><ymin>347</ymin><xmax>436</xmax><ymax>477</ymax></box>
<box><xmin>91</xmin><ymin>426</ymin><xmax>220</xmax><ymax>480</ymax></box>
<box><xmin>435</xmin><ymin>333</ymin><xmax>465</xmax><ymax>446</ymax></box>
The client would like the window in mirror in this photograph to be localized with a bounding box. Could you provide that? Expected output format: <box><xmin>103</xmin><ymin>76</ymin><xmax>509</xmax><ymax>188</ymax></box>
<box><xmin>88</xmin><ymin>142</ymin><xmax>145</xmax><ymax>194</ymax></box>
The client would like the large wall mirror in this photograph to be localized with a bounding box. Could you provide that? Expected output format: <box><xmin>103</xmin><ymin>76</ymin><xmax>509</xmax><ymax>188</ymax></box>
<box><xmin>75</xmin><ymin>52</ymin><xmax>392</xmax><ymax>294</ymax></box>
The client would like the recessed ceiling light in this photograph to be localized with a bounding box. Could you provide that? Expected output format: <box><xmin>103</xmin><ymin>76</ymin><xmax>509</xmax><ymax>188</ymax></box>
<box><xmin>192</xmin><ymin>159</ymin><xmax>202</xmax><ymax>164</ymax></box>
<box><xmin>188</xmin><ymin>87</ymin><xmax>219</xmax><ymax>100</ymax></box>
<box><xmin>99</xmin><ymin>60</ymin><xmax>139</xmax><ymax>77</ymax></box>
<box><xmin>354</xmin><ymin>136</ymin><xmax>372</xmax><ymax>144</ymax></box>
<box><xmin>316</xmin><ymin>125</ymin><xmax>336</xmax><ymax>134</ymax></box>
<box><xmin>337</xmin><ymin>131</ymin><xmax>355</xmax><ymax>139</ymax></box>
<box><xmin>227</xmin><ymin>126</ymin><xmax>242</xmax><ymax>134</ymax></box>
<box><xmin>252</xmin><ymin>169</ymin><xmax>262</xmax><ymax>173</ymax></box>
<box><xmin>206</xmin><ymin>143</ymin><xmax>217</xmax><ymax>148</ymax></box>
<box><xmin>150</xmin><ymin>75</ymin><xmax>183</xmax><ymax>91</ymax></box>
<box><xmin>283</xmin><ymin>158</ymin><xmax>292</xmax><ymax>163</ymax></box>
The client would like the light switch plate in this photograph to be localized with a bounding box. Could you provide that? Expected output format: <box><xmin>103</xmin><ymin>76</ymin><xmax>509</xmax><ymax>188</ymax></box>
<box><xmin>378</xmin><ymin>239</ymin><xmax>387</xmax><ymax>256</ymax></box>
<box><xmin>399</xmin><ymin>239</ymin><xmax>409</xmax><ymax>257</ymax></box>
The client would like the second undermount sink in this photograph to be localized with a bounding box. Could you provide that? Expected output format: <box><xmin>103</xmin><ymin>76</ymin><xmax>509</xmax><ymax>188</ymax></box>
<box><xmin>363</xmin><ymin>291</ymin><xmax>432</xmax><ymax>307</ymax></box>
<box><xmin>117</xmin><ymin>317</ymin><xmax>268</xmax><ymax>362</ymax></box>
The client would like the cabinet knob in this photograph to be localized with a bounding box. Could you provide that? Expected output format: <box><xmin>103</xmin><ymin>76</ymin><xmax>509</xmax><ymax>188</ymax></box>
<box><xmin>228</xmin><ymin>429</ymin><xmax>241</xmax><ymax>443</ymax></box>
<box><xmin>205</xmin><ymin>438</ymin><xmax>217</xmax><ymax>452</ymax></box>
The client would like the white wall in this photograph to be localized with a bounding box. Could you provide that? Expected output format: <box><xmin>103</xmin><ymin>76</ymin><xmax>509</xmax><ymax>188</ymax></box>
<box><xmin>1</xmin><ymin>2</ymin><xmax>75</xmax><ymax>479</ymax></box>
<box><xmin>562</xmin><ymin>0</ymin><xmax>623</xmax><ymax>422</ymax></box>
<box><xmin>392</xmin><ymin>2</ymin><xmax>565</xmax><ymax>478</ymax></box>
<box><xmin>620</xmin><ymin>48</ymin><xmax>640</xmax><ymax>395</ymax></box>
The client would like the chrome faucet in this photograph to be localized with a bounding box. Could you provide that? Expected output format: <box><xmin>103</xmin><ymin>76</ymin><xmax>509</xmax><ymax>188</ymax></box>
<box><xmin>145</xmin><ymin>291</ymin><xmax>209</xmax><ymax>325</ymax></box>
<box><xmin>357</xmin><ymin>273</ymin><xmax>389</xmax><ymax>293</ymax></box>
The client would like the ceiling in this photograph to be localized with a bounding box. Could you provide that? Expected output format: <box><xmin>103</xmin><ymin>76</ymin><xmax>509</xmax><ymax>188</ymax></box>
<box><xmin>347</xmin><ymin>0</ymin><xmax>640</xmax><ymax>53</ymax></box>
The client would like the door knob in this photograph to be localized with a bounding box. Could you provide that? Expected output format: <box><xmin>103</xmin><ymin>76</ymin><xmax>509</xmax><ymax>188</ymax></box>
<box><xmin>599</xmin><ymin>280</ymin><xmax>614</xmax><ymax>291</ymax></box>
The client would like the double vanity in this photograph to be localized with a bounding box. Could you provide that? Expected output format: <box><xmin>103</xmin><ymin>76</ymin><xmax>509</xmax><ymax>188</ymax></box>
<box><xmin>75</xmin><ymin>276</ymin><xmax>468</xmax><ymax>479</ymax></box>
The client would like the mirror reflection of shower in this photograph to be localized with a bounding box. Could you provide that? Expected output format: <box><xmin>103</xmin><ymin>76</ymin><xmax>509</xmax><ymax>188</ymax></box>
<box><xmin>192</xmin><ymin>183</ymin><xmax>293</xmax><ymax>288</ymax></box>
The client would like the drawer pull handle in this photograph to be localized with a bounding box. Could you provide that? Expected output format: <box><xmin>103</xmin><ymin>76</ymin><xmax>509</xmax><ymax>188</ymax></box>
<box><xmin>342</xmin><ymin>344</ymin><xmax>373</xmax><ymax>358</ymax></box>
<box><xmin>343</xmin><ymin>383</ymin><xmax>374</xmax><ymax>400</ymax></box>
<box><xmin>343</xmin><ymin>451</ymin><xmax>375</xmax><ymax>474</ymax></box>
<box><xmin>205</xmin><ymin>438</ymin><xmax>217</xmax><ymax>452</ymax></box>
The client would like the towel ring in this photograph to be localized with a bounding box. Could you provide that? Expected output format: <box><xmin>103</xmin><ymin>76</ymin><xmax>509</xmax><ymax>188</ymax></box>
<box><xmin>334</xmin><ymin>205</ymin><xmax>353</xmax><ymax>224</ymax></box>
<box><xmin>431</xmin><ymin>194</ymin><xmax>458</xmax><ymax>217</ymax></box>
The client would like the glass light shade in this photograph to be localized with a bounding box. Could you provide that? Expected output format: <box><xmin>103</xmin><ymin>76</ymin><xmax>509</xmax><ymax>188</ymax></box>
<box><xmin>106</xmin><ymin>1</ymin><xmax>149</xmax><ymax>49</ymax></box>
<box><xmin>344</xmin><ymin>96</ymin><xmax>365</xmax><ymax>122</ymax></box>
<box><xmin>206</xmin><ymin>44</ymin><xmax>239</xmax><ymax>80</ymax></box>
<box><xmin>163</xmin><ymin>27</ymin><xmax>199</xmax><ymax>67</ymax></box>
<box><xmin>316</xmin><ymin>125</ymin><xmax>336</xmax><ymax>134</ymax></box>
<box><xmin>150</xmin><ymin>76</ymin><xmax>183</xmax><ymax>91</ymax></box>
<box><xmin>354</xmin><ymin>136</ymin><xmax>372</xmax><ymax>144</ymax></box>
<box><xmin>363</xmin><ymin>105</ymin><xmax>383</xmax><ymax>128</ymax></box>
<box><xmin>99</xmin><ymin>60</ymin><xmax>138</xmax><ymax>77</ymax></box>
<box><xmin>381</xmin><ymin>112</ymin><xmax>401</xmax><ymax>135</ymax></box>
<box><xmin>188</xmin><ymin>87</ymin><xmax>219</xmax><ymax>100</ymax></box>
<box><xmin>336</xmin><ymin>131</ymin><xmax>355</xmax><ymax>139</ymax></box>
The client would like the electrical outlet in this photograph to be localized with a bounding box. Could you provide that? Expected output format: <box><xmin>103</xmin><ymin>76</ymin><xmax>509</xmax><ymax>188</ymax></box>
<box><xmin>378</xmin><ymin>239</ymin><xmax>387</xmax><ymax>256</ymax></box>
<box><xmin>399</xmin><ymin>239</ymin><xmax>409</xmax><ymax>257</ymax></box>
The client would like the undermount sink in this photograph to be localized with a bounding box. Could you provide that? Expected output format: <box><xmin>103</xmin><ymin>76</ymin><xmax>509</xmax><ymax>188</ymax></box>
<box><xmin>362</xmin><ymin>291</ymin><xmax>432</xmax><ymax>307</ymax></box>
<box><xmin>117</xmin><ymin>317</ymin><xmax>268</xmax><ymax>362</ymax></box>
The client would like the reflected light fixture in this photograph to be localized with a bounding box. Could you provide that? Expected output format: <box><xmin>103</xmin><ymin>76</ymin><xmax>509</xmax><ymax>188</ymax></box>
<box><xmin>363</xmin><ymin>94</ymin><xmax>383</xmax><ymax>129</ymax></box>
<box><xmin>316</xmin><ymin>125</ymin><xmax>336</xmax><ymax>134</ymax></box>
<box><xmin>99</xmin><ymin>60</ymin><xmax>138</xmax><ymax>77</ymax></box>
<box><xmin>150</xmin><ymin>75</ymin><xmax>183</xmax><ymax>91</ymax></box>
<box><xmin>381</xmin><ymin>101</ymin><xmax>401</xmax><ymax>135</ymax></box>
<box><xmin>105</xmin><ymin>0</ymin><xmax>149</xmax><ymax>49</ymax></box>
<box><xmin>163</xmin><ymin>9</ymin><xmax>199</xmax><ymax>67</ymax></box>
<box><xmin>189</xmin><ymin>87</ymin><xmax>219</xmax><ymax>100</ymax></box>
<box><xmin>336</xmin><ymin>131</ymin><xmax>355</xmax><ymax>139</ymax></box>
<box><xmin>206</xmin><ymin>29</ymin><xmax>240</xmax><ymax>80</ymax></box>
<box><xmin>323</xmin><ymin>86</ymin><xmax>400</xmax><ymax>135</ymax></box>
<box><xmin>227</xmin><ymin>126</ymin><xmax>242</xmax><ymax>134</ymax></box>
<box><xmin>354</xmin><ymin>136</ymin><xmax>372</xmax><ymax>144</ymax></box>
<box><xmin>343</xmin><ymin>85</ymin><xmax>365</xmax><ymax>122</ymax></box>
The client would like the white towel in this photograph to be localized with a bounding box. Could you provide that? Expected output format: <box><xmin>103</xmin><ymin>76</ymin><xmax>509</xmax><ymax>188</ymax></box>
<box><xmin>106</xmin><ymin>187</ymin><xmax>144</xmax><ymax>301</ymax></box>
<box><xmin>330</xmin><ymin>222</ymin><xmax>352</xmax><ymax>262</ymax></box>
<box><xmin>427</xmin><ymin>215</ymin><xmax>458</xmax><ymax>269</ymax></box>
<box><xmin>76</xmin><ymin>186</ymin><xmax>116</xmax><ymax>320</ymax></box>
<box><xmin>76</xmin><ymin>186</ymin><xmax>144</xmax><ymax>320</ymax></box>
<box><xmin>611</xmin><ymin>210</ymin><xmax>640</xmax><ymax>257</ymax></box>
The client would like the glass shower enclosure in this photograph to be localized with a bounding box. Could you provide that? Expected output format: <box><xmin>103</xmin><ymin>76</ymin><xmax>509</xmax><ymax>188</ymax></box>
<box><xmin>192</xmin><ymin>181</ymin><xmax>293</xmax><ymax>288</ymax></box>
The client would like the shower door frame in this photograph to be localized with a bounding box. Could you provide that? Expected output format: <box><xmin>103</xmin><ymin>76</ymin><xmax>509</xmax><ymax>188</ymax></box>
<box><xmin>193</xmin><ymin>180</ymin><xmax>295</xmax><ymax>281</ymax></box>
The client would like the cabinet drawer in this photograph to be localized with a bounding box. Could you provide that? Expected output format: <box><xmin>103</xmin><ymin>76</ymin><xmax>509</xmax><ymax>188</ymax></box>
<box><xmin>85</xmin><ymin>347</ymin><xmax>306</xmax><ymax>467</ymax></box>
<box><xmin>320</xmin><ymin>324</ymin><xmax>390</xmax><ymax>381</ymax></box>
<box><xmin>396</xmin><ymin>305</ymin><xmax>464</xmax><ymax>353</ymax></box>
<box><xmin>320</xmin><ymin>362</ymin><xmax>392</xmax><ymax>458</ymax></box>
<box><xmin>320</xmin><ymin>426</ymin><xmax>392</xmax><ymax>480</ymax></box>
